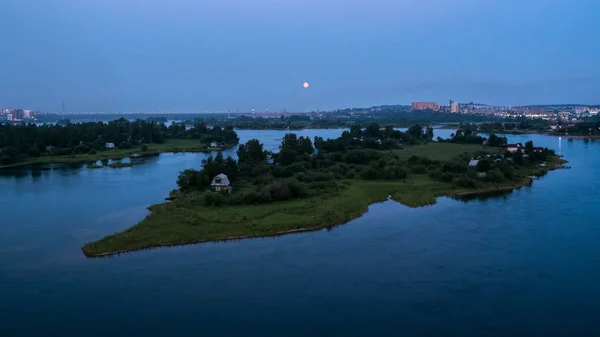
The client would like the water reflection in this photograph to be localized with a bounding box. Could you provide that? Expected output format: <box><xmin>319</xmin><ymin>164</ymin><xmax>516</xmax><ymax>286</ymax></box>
<box><xmin>451</xmin><ymin>189</ymin><xmax>516</xmax><ymax>203</ymax></box>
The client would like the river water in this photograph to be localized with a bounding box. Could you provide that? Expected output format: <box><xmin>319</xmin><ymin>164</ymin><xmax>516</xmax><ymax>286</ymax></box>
<box><xmin>1</xmin><ymin>129</ymin><xmax>598</xmax><ymax>337</ymax></box>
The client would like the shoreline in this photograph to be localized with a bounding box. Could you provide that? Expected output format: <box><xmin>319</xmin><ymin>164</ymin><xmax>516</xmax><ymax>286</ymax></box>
<box><xmin>0</xmin><ymin>143</ymin><xmax>236</xmax><ymax>170</ymax></box>
<box><xmin>82</xmin><ymin>170</ymin><xmax>561</xmax><ymax>258</ymax></box>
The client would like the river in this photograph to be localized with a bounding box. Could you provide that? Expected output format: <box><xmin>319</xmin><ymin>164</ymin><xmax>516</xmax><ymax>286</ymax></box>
<box><xmin>1</xmin><ymin>129</ymin><xmax>598</xmax><ymax>336</ymax></box>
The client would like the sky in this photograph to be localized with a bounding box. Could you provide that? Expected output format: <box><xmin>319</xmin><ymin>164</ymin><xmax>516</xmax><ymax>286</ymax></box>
<box><xmin>0</xmin><ymin>0</ymin><xmax>599</xmax><ymax>113</ymax></box>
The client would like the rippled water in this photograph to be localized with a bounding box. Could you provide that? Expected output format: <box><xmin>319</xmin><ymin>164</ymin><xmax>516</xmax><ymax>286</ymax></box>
<box><xmin>1</xmin><ymin>130</ymin><xmax>599</xmax><ymax>337</ymax></box>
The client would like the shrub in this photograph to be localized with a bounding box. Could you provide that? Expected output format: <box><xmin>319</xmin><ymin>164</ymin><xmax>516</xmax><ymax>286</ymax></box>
<box><xmin>28</xmin><ymin>147</ymin><xmax>40</xmax><ymax>157</ymax></box>
<box><xmin>440</xmin><ymin>172</ymin><xmax>455</xmax><ymax>183</ymax></box>
<box><xmin>118</xmin><ymin>142</ymin><xmax>132</xmax><ymax>149</ymax></box>
<box><xmin>455</xmin><ymin>176</ymin><xmax>477</xmax><ymax>188</ymax></box>
<box><xmin>140</xmin><ymin>144</ymin><xmax>148</xmax><ymax>151</ymax></box>
<box><xmin>360</xmin><ymin>167</ymin><xmax>379</xmax><ymax>180</ymax></box>
<box><xmin>411</xmin><ymin>165</ymin><xmax>426</xmax><ymax>174</ymax></box>
<box><xmin>485</xmin><ymin>169</ymin><xmax>505</xmax><ymax>183</ymax></box>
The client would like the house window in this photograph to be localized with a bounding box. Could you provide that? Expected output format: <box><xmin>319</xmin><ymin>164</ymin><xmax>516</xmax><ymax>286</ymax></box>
<box><xmin>215</xmin><ymin>178</ymin><xmax>222</xmax><ymax>184</ymax></box>
<box><xmin>215</xmin><ymin>187</ymin><xmax>220</xmax><ymax>191</ymax></box>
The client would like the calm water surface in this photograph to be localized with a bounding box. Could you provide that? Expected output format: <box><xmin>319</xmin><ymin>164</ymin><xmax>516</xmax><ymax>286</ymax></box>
<box><xmin>1</xmin><ymin>130</ymin><xmax>599</xmax><ymax>337</ymax></box>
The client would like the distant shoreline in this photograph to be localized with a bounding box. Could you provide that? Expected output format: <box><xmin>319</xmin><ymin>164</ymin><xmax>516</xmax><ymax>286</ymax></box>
<box><xmin>0</xmin><ymin>141</ymin><xmax>236</xmax><ymax>170</ymax></box>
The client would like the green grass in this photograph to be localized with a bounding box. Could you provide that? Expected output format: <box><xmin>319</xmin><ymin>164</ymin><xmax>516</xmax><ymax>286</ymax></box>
<box><xmin>390</xmin><ymin>142</ymin><xmax>490</xmax><ymax>161</ymax></box>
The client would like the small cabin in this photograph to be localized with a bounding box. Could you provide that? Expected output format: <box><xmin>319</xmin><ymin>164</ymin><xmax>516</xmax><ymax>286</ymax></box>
<box><xmin>210</xmin><ymin>173</ymin><xmax>232</xmax><ymax>193</ymax></box>
<box><xmin>45</xmin><ymin>145</ymin><xmax>55</xmax><ymax>151</ymax></box>
<box><xmin>506</xmin><ymin>144</ymin><xmax>519</xmax><ymax>153</ymax></box>
<box><xmin>105</xmin><ymin>142</ymin><xmax>115</xmax><ymax>149</ymax></box>
<box><xmin>468</xmin><ymin>159</ymin><xmax>479</xmax><ymax>167</ymax></box>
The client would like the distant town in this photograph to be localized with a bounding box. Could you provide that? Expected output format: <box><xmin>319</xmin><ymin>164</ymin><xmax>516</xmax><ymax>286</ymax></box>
<box><xmin>2</xmin><ymin>100</ymin><xmax>599</xmax><ymax>125</ymax></box>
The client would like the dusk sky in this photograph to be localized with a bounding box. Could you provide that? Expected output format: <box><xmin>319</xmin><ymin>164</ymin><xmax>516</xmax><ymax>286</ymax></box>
<box><xmin>1</xmin><ymin>0</ymin><xmax>599</xmax><ymax>112</ymax></box>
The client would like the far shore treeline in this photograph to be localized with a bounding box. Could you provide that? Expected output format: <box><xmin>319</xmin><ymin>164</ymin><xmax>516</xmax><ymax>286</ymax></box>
<box><xmin>0</xmin><ymin>119</ymin><xmax>238</xmax><ymax>165</ymax></box>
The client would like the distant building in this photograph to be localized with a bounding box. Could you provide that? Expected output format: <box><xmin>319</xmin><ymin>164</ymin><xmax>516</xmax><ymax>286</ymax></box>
<box><xmin>105</xmin><ymin>143</ymin><xmax>115</xmax><ymax>149</ymax></box>
<box><xmin>12</xmin><ymin>109</ymin><xmax>24</xmax><ymax>120</ymax></box>
<box><xmin>507</xmin><ymin>144</ymin><xmax>519</xmax><ymax>153</ymax></box>
<box><xmin>450</xmin><ymin>100</ymin><xmax>459</xmax><ymax>113</ymax></box>
<box><xmin>412</xmin><ymin>102</ymin><xmax>439</xmax><ymax>111</ymax></box>
<box><xmin>468</xmin><ymin>159</ymin><xmax>479</xmax><ymax>167</ymax></box>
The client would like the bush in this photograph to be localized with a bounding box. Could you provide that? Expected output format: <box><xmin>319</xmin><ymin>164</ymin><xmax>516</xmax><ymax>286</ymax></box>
<box><xmin>440</xmin><ymin>172</ymin><xmax>455</xmax><ymax>183</ymax></box>
<box><xmin>202</xmin><ymin>191</ymin><xmax>227</xmax><ymax>206</ymax></box>
<box><xmin>360</xmin><ymin>167</ymin><xmax>379</xmax><ymax>180</ymax></box>
<box><xmin>177</xmin><ymin>169</ymin><xmax>201</xmax><ymax>192</ymax></box>
<box><xmin>0</xmin><ymin>155</ymin><xmax>13</xmax><ymax>165</ymax></box>
<box><xmin>455</xmin><ymin>176</ymin><xmax>477</xmax><ymax>188</ymax></box>
<box><xmin>411</xmin><ymin>165</ymin><xmax>426</xmax><ymax>174</ymax></box>
<box><xmin>485</xmin><ymin>169</ymin><xmax>505</xmax><ymax>183</ymax></box>
<box><xmin>28</xmin><ymin>147</ymin><xmax>40</xmax><ymax>157</ymax></box>
<box><xmin>118</xmin><ymin>142</ymin><xmax>132</xmax><ymax>149</ymax></box>
<box><xmin>140</xmin><ymin>144</ymin><xmax>148</xmax><ymax>151</ymax></box>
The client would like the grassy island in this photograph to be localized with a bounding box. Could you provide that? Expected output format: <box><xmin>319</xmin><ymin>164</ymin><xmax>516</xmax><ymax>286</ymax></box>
<box><xmin>82</xmin><ymin>124</ymin><xmax>566</xmax><ymax>257</ymax></box>
<box><xmin>0</xmin><ymin>119</ymin><xmax>239</xmax><ymax>168</ymax></box>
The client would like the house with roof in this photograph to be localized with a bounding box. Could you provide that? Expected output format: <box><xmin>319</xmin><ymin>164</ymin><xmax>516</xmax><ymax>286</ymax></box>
<box><xmin>105</xmin><ymin>142</ymin><xmax>115</xmax><ymax>149</ymax></box>
<box><xmin>468</xmin><ymin>159</ymin><xmax>479</xmax><ymax>167</ymax></box>
<box><xmin>210</xmin><ymin>173</ymin><xmax>232</xmax><ymax>193</ymax></box>
<box><xmin>506</xmin><ymin>144</ymin><xmax>519</xmax><ymax>153</ymax></box>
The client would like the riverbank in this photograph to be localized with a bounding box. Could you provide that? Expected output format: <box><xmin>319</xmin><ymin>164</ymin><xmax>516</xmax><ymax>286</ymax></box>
<box><xmin>0</xmin><ymin>139</ymin><xmax>236</xmax><ymax>169</ymax></box>
<box><xmin>82</xmin><ymin>157</ymin><xmax>566</xmax><ymax>258</ymax></box>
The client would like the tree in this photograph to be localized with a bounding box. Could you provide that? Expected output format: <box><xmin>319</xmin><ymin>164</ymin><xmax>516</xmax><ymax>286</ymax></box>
<box><xmin>407</xmin><ymin>124</ymin><xmax>423</xmax><ymax>139</ymax></box>
<box><xmin>349</xmin><ymin>124</ymin><xmax>362</xmax><ymax>138</ymax></box>
<box><xmin>425</xmin><ymin>127</ymin><xmax>434</xmax><ymax>140</ymax></box>
<box><xmin>364</xmin><ymin>123</ymin><xmax>382</xmax><ymax>138</ymax></box>
<box><xmin>476</xmin><ymin>159</ymin><xmax>491</xmax><ymax>172</ymax></box>
<box><xmin>524</xmin><ymin>140</ymin><xmax>534</xmax><ymax>155</ymax></box>
<box><xmin>297</xmin><ymin>137</ymin><xmax>314</xmax><ymax>155</ymax></box>
<box><xmin>237</xmin><ymin>139</ymin><xmax>267</xmax><ymax>170</ymax></box>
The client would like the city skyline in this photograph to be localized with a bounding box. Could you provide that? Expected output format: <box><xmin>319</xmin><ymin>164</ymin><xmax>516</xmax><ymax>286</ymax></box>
<box><xmin>1</xmin><ymin>0</ymin><xmax>599</xmax><ymax>112</ymax></box>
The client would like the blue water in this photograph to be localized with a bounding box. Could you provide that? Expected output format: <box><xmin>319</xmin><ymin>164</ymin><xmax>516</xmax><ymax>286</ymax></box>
<box><xmin>1</xmin><ymin>130</ymin><xmax>599</xmax><ymax>336</ymax></box>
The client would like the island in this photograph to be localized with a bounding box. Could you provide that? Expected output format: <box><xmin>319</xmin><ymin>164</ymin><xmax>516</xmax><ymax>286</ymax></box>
<box><xmin>0</xmin><ymin>118</ymin><xmax>239</xmax><ymax>168</ymax></box>
<box><xmin>82</xmin><ymin>123</ymin><xmax>566</xmax><ymax>257</ymax></box>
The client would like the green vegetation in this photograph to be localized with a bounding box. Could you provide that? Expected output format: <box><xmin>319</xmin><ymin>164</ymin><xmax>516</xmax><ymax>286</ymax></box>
<box><xmin>206</xmin><ymin>110</ymin><xmax>504</xmax><ymax>130</ymax></box>
<box><xmin>0</xmin><ymin>119</ymin><xmax>239</xmax><ymax>167</ymax></box>
<box><xmin>82</xmin><ymin>123</ymin><xmax>565</xmax><ymax>257</ymax></box>
<box><xmin>390</xmin><ymin>143</ymin><xmax>487</xmax><ymax>161</ymax></box>
<box><xmin>554</xmin><ymin>119</ymin><xmax>600</xmax><ymax>136</ymax></box>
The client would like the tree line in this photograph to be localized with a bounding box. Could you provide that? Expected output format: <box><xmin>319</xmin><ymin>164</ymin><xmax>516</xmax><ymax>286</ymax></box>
<box><xmin>0</xmin><ymin>118</ymin><xmax>238</xmax><ymax>165</ymax></box>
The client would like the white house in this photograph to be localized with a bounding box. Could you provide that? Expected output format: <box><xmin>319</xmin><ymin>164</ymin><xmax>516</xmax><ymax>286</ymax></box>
<box><xmin>210</xmin><ymin>173</ymin><xmax>232</xmax><ymax>193</ymax></box>
<box><xmin>468</xmin><ymin>159</ymin><xmax>479</xmax><ymax>167</ymax></box>
<box><xmin>105</xmin><ymin>142</ymin><xmax>115</xmax><ymax>149</ymax></box>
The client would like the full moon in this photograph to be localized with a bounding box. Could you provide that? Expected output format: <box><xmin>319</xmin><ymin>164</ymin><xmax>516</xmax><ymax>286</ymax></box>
<box><xmin>303</xmin><ymin>82</ymin><xmax>309</xmax><ymax>88</ymax></box>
